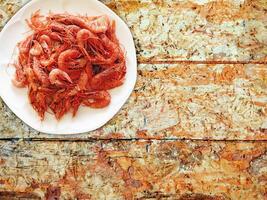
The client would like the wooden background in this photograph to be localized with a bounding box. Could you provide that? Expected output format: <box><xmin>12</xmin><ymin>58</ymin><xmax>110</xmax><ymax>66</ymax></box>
<box><xmin>0</xmin><ymin>0</ymin><xmax>266</xmax><ymax>199</ymax></box>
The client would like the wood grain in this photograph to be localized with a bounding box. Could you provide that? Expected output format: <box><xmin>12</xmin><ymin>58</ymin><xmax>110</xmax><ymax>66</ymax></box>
<box><xmin>0</xmin><ymin>1</ymin><xmax>266</xmax><ymax>199</ymax></box>
<box><xmin>107</xmin><ymin>0</ymin><xmax>267</xmax><ymax>63</ymax></box>
<box><xmin>1</xmin><ymin>63</ymin><xmax>266</xmax><ymax>140</ymax></box>
<box><xmin>0</xmin><ymin>140</ymin><xmax>266</xmax><ymax>199</ymax></box>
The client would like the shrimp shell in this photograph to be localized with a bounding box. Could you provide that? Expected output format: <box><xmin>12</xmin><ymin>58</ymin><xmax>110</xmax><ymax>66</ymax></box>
<box><xmin>82</xmin><ymin>90</ymin><xmax>111</xmax><ymax>108</ymax></box>
<box><xmin>49</xmin><ymin>68</ymin><xmax>73</xmax><ymax>87</ymax></box>
<box><xmin>30</xmin><ymin>40</ymin><xmax>43</xmax><ymax>56</ymax></box>
<box><xmin>32</xmin><ymin>57</ymin><xmax>50</xmax><ymax>86</ymax></box>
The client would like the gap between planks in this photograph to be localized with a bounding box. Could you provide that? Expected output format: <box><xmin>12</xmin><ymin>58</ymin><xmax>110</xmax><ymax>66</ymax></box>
<box><xmin>138</xmin><ymin>59</ymin><xmax>267</xmax><ymax>65</ymax></box>
<box><xmin>0</xmin><ymin>137</ymin><xmax>266</xmax><ymax>143</ymax></box>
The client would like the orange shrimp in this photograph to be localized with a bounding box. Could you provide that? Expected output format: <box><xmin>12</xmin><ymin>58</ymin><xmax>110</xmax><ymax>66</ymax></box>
<box><xmin>77</xmin><ymin>70</ymin><xmax>88</xmax><ymax>91</ymax></box>
<box><xmin>77</xmin><ymin>63</ymin><xmax>93</xmax><ymax>90</ymax></box>
<box><xmin>106</xmin><ymin>19</ymin><xmax>118</xmax><ymax>43</ymax></box>
<box><xmin>88</xmin><ymin>15</ymin><xmax>110</xmax><ymax>33</ymax></box>
<box><xmin>49</xmin><ymin>69</ymin><xmax>72</xmax><ymax>87</ymax></box>
<box><xmin>30</xmin><ymin>40</ymin><xmax>43</xmax><ymax>56</ymax></box>
<box><xmin>39</xmin><ymin>35</ymin><xmax>51</xmax><ymax>54</ymax></box>
<box><xmin>67</xmin><ymin>25</ymin><xmax>81</xmax><ymax>35</ymax></box>
<box><xmin>58</xmin><ymin>49</ymin><xmax>81</xmax><ymax>71</ymax></box>
<box><xmin>29</xmin><ymin>86</ymin><xmax>48</xmax><ymax>120</ymax></box>
<box><xmin>51</xmin><ymin>14</ymin><xmax>109</xmax><ymax>33</ymax></box>
<box><xmin>13</xmin><ymin>12</ymin><xmax>126</xmax><ymax>120</ymax></box>
<box><xmin>48</xmin><ymin>32</ymin><xmax>63</xmax><ymax>42</ymax></box>
<box><xmin>82</xmin><ymin>90</ymin><xmax>111</xmax><ymax>108</ymax></box>
<box><xmin>32</xmin><ymin>57</ymin><xmax>50</xmax><ymax>86</ymax></box>
<box><xmin>27</xmin><ymin>10</ymin><xmax>47</xmax><ymax>31</ymax></box>
<box><xmin>77</xmin><ymin>29</ymin><xmax>99</xmax><ymax>57</ymax></box>
<box><xmin>49</xmin><ymin>89</ymin><xmax>72</xmax><ymax>119</ymax></box>
<box><xmin>12</xmin><ymin>63</ymin><xmax>27</xmax><ymax>88</ymax></box>
<box><xmin>99</xmin><ymin>34</ymin><xmax>123</xmax><ymax>65</ymax></box>
<box><xmin>51</xmin><ymin>14</ymin><xmax>90</xmax><ymax>30</ymax></box>
<box><xmin>91</xmin><ymin>62</ymin><xmax>126</xmax><ymax>90</ymax></box>
<box><xmin>18</xmin><ymin>35</ymin><xmax>34</xmax><ymax>54</ymax></box>
<box><xmin>40</xmin><ymin>53</ymin><xmax>56</xmax><ymax>68</ymax></box>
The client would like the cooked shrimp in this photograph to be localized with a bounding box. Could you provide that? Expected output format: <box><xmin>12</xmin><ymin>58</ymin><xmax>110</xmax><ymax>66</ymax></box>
<box><xmin>67</xmin><ymin>25</ymin><xmax>81</xmax><ymax>35</ymax></box>
<box><xmin>49</xmin><ymin>69</ymin><xmax>73</xmax><ymax>87</ymax></box>
<box><xmin>30</xmin><ymin>40</ymin><xmax>43</xmax><ymax>56</ymax></box>
<box><xmin>13</xmin><ymin>11</ymin><xmax>126</xmax><ymax>120</ymax></box>
<box><xmin>51</xmin><ymin>14</ymin><xmax>90</xmax><ymax>30</ymax></box>
<box><xmin>12</xmin><ymin>63</ymin><xmax>27</xmax><ymax>88</ymax></box>
<box><xmin>48</xmin><ymin>32</ymin><xmax>63</xmax><ymax>42</ymax></box>
<box><xmin>29</xmin><ymin>86</ymin><xmax>47</xmax><ymax>120</ymax></box>
<box><xmin>58</xmin><ymin>49</ymin><xmax>81</xmax><ymax>71</ymax></box>
<box><xmin>88</xmin><ymin>15</ymin><xmax>110</xmax><ymax>33</ymax></box>
<box><xmin>82</xmin><ymin>90</ymin><xmax>111</xmax><ymax>108</ymax></box>
<box><xmin>106</xmin><ymin>19</ymin><xmax>118</xmax><ymax>43</ymax></box>
<box><xmin>39</xmin><ymin>35</ymin><xmax>51</xmax><ymax>54</ymax></box>
<box><xmin>40</xmin><ymin>53</ymin><xmax>56</xmax><ymax>67</ymax></box>
<box><xmin>99</xmin><ymin>34</ymin><xmax>123</xmax><ymax>65</ymax></box>
<box><xmin>91</xmin><ymin>62</ymin><xmax>126</xmax><ymax>90</ymax></box>
<box><xmin>32</xmin><ymin>58</ymin><xmax>50</xmax><ymax>86</ymax></box>
<box><xmin>27</xmin><ymin>10</ymin><xmax>46</xmax><ymax>31</ymax></box>
<box><xmin>18</xmin><ymin>35</ymin><xmax>34</xmax><ymax>54</ymax></box>
<box><xmin>77</xmin><ymin>70</ymin><xmax>88</xmax><ymax>91</ymax></box>
<box><xmin>77</xmin><ymin>29</ymin><xmax>98</xmax><ymax>57</ymax></box>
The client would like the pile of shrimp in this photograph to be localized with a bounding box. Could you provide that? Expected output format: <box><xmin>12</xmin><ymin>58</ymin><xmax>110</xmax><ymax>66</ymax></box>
<box><xmin>13</xmin><ymin>11</ymin><xmax>126</xmax><ymax>120</ymax></box>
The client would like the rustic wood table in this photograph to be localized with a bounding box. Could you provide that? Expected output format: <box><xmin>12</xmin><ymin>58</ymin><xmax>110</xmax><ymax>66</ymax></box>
<box><xmin>0</xmin><ymin>0</ymin><xmax>266</xmax><ymax>199</ymax></box>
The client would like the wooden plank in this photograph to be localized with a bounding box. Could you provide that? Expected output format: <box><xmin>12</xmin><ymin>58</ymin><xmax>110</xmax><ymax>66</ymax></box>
<box><xmin>0</xmin><ymin>140</ymin><xmax>266</xmax><ymax>199</ymax></box>
<box><xmin>0</xmin><ymin>0</ymin><xmax>267</xmax><ymax>62</ymax></box>
<box><xmin>1</xmin><ymin>63</ymin><xmax>266</xmax><ymax>140</ymax></box>
<box><xmin>108</xmin><ymin>0</ymin><xmax>267</xmax><ymax>62</ymax></box>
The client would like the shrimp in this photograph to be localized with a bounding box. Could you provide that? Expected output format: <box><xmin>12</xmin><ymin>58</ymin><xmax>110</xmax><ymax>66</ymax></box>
<box><xmin>82</xmin><ymin>90</ymin><xmax>111</xmax><ymax>108</ymax></box>
<box><xmin>106</xmin><ymin>19</ymin><xmax>118</xmax><ymax>43</ymax></box>
<box><xmin>51</xmin><ymin>14</ymin><xmax>90</xmax><ymax>30</ymax></box>
<box><xmin>49</xmin><ymin>69</ymin><xmax>73</xmax><ymax>87</ymax></box>
<box><xmin>48</xmin><ymin>32</ymin><xmax>63</xmax><ymax>42</ymax></box>
<box><xmin>18</xmin><ymin>35</ymin><xmax>34</xmax><ymax>54</ymax></box>
<box><xmin>77</xmin><ymin>29</ymin><xmax>108</xmax><ymax>64</ymax></box>
<box><xmin>77</xmin><ymin>29</ymin><xmax>99</xmax><ymax>57</ymax></box>
<box><xmin>39</xmin><ymin>35</ymin><xmax>51</xmax><ymax>54</ymax></box>
<box><xmin>77</xmin><ymin>70</ymin><xmax>88</xmax><ymax>91</ymax></box>
<box><xmin>30</xmin><ymin>40</ymin><xmax>43</xmax><ymax>56</ymax></box>
<box><xmin>91</xmin><ymin>62</ymin><xmax>126</xmax><ymax>90</ymax></box>
<box><xmin>29</xmin><ymin>86</ymin><xmax>48</xmax><ymax>120</ymax></box>
<box><xmin>32</xmin><ymin>58</ymin><xmax>50</xmax><ymax>86</ymax></box>
<box><xmin>99</xmin><ymin>34</ymin><xmax>123</xmax><ymax>65</ymax></box>
<box><xmin>50</xmin><ymin>22</ymin><xmax>67</xmax><ymax>33</ymax></box>
<box><xmin>58</xmin><ymin>49</ymin><xmax>82</xmax><ymax>71</ymax></box>
<box><xmin>13</xmin><ymin>12</ymin><xmax>126</xmax><ymax>120</ymax></box>
<box><xmin>67</xmin><ymin>25</ymin><xmax>81</xmax><ymax>35</ymax></box>
<box><xmin>71</xmin><ymin>96</ymin><xmax>82</xmax><ymax>117</ymax></box>
<box><xmin>52</xmin><ymin>14</ymin><xmax>109</xmax><ymax>33</ymax></box>
<box><xmin>49</xmin><ymin>89</ymin><xmax>72</xmax><ymax>119</ymax></box>
<box><xmin>12</xmin><ymin>63</ymin><xmax>27</xmax><ymax>88</ymax></box>
<box><xmin>88</xmin><ymin>15</ymin><xmax>110</xmax><ymax>33</ymax></box>
<box><xmin>27</xmin><ymin>10</ymin><xmax>46</xmax><ymax>31</ymax></box>
<box><xmin>40</xmin><ymin>53</ymin><xmax>56</xmax><ymax>67</ymax></box>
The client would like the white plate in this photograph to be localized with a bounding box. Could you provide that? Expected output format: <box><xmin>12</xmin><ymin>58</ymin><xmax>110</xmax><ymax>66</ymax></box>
<box><xmin>0</xmin><ymin>0</ymin><xmax>137</xmax><ymax>134</ymax></box>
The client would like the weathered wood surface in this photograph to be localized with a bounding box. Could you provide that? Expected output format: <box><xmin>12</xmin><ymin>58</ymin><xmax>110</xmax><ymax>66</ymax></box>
<box><xmin>0</xmin><ymin>0</ymin><xmax>266</xmax><ymax>140</ymax></box>
<box><xmin>1</xmin><ymin>63</ymin><xmax>266</xmax><ymax>140</ymax></box>
<box><xmin>110</xmin><ymin>0</ymin><xmax>267</xmax><ymax>63</ymax></box>
<box><xmin>0</xmin><ymin>0</ymin><xmax>267</xmax><ymax>199</ymax></box>
<box><xmin>0</xmin><ymin>140</ymin><xmax>266</xmax><ymax>199</ymax></box>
